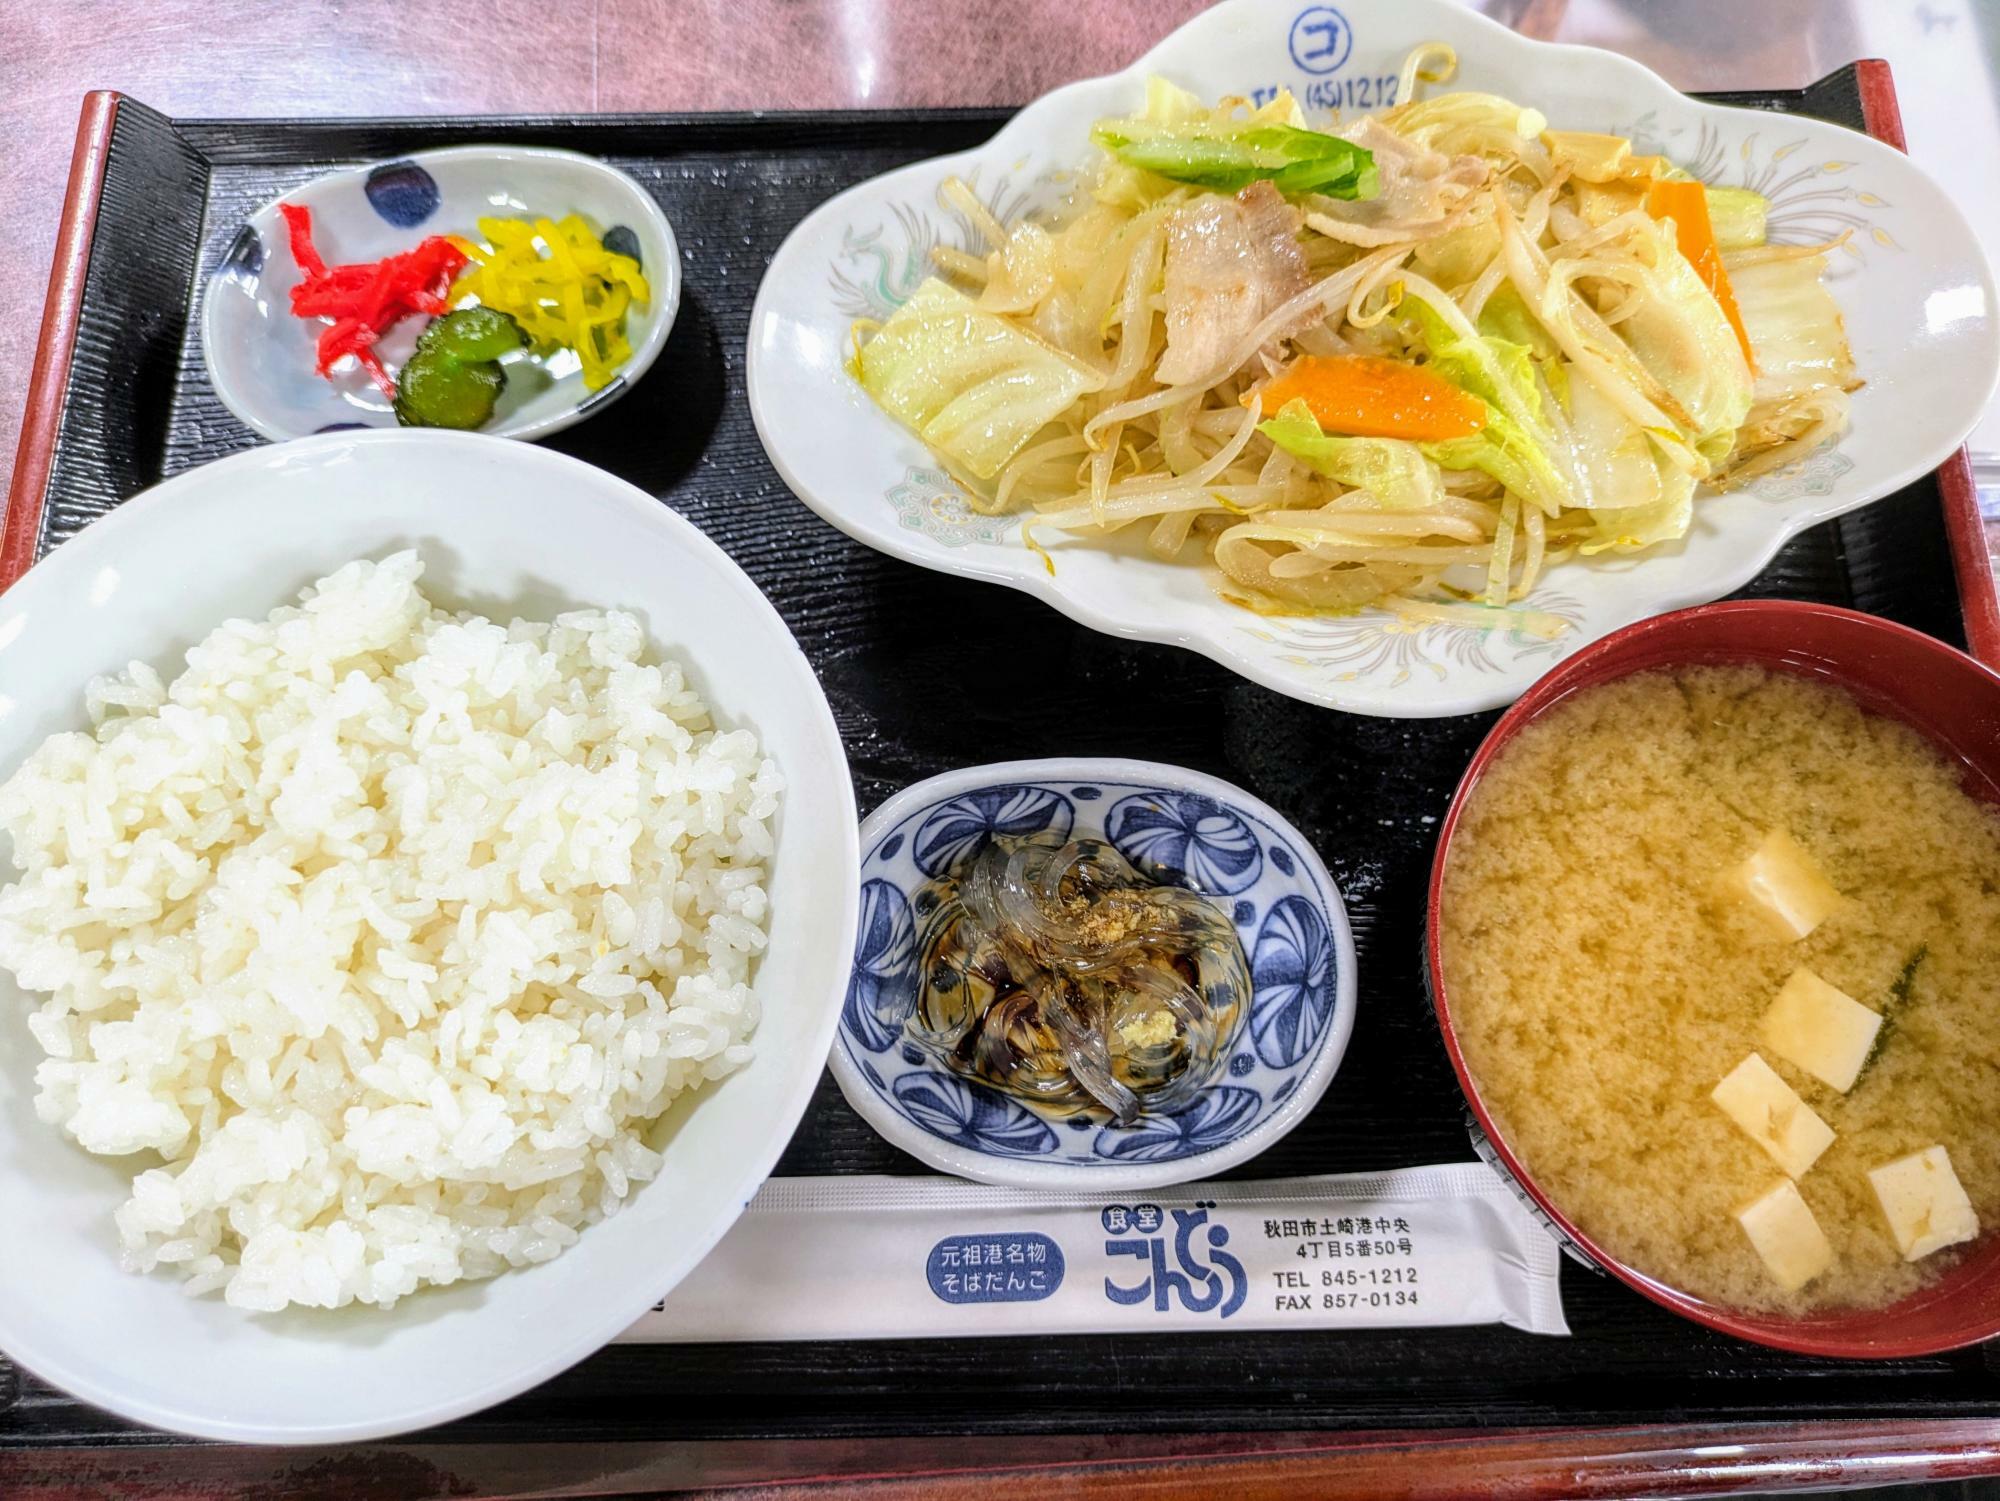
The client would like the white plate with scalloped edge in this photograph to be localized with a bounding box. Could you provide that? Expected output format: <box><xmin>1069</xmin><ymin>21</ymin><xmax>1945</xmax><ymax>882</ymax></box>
<box><xmin>747</xmin><ymin>0</ymin><xmax>1998</xmax><ymax>718</ymax></box>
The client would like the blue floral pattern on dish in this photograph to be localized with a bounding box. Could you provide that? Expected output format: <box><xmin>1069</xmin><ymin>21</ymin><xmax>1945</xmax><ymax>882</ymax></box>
<box><xmin>1093</xmin><ymin>1086</ymin><xmax>1261</xmax><ymax>1161</ymax></box>
<box><xmin>219</xmin><ymin>223</ymin><xmax>264</xmax><ymax>281</ymax></box>
<box><xmin>844</xmin><ymin>879</ymin><xmax>918</xmax><ymax>1053</ymax></box>
<box><xmin>891</xmin><ymin>1073</ymin><xmax>1058</xmax><ymax>1157</ymax></box>
<box><xmin>1249</xmin><ymin>895</ymin><xmax>1335</xmax><ymax>1069</ymax></box>
<box><xmin>1107</xmin><ymin>791</ymin><xmax>1262</xmax><ymax>895</ymax></box>
<box><xmin>600</xmin><ymin>223</ymin><xmax>643</xmax><ymax>268</ymax></box>
<box><xmin>363</xmin><ymin>160</ymin><xmax>442</xmax><ymax>227</ymax></box>
<box><xmin>835</xmin><ymin>772</ymin><xmax>1353</xmax><ymax>1176</ymax></box>
<box><xmin>911</xmin><ymin>784</ymin><xmax>1073</xmax><ymax>877</ymax></box>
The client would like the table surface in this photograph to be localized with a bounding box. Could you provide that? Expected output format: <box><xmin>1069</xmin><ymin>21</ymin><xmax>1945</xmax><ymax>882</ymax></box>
<box><xmin>3</xmin><ymin>0</ymin><xmax>1999</xmax><ymax>1493</ymax></box>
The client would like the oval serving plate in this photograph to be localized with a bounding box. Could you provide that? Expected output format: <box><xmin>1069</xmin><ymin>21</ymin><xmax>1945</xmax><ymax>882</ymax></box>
<box><xmin>202</xmin><ymin>146</ymin><xmax>680</xmax><ymax>444</ymax></box>
<box><xmin>747</xmin><ymin>0</ymin><xmax>1999</xmax><ymax>719</ymax></box>
<box><xmin>830</xmin><ymin>758</ymin><xmax>1357</xmax><ymax>1190</ymax></box>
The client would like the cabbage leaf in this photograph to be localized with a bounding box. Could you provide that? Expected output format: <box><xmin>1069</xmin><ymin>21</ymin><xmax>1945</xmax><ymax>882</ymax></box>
<box><xmin>854</xmin><ymin>277</ymin><xmax>1103</xmax><ymax>480</ymax></box>
<box><xmin>1579</xmin><ymin>465</ymin><xmax>1696</xmax><ymax>554</ymax></box>
<box><xmin>1705</xmin><ymin>186</ymin><xmax>1769</xmax><ymax>251</ymax></box>
<box><xmin>1391</xmin><ymin>93</ymin><xmax>1547</xmax><ymax>159</ymax></box>
<box><xmin>1612</xmin><ymin>220</ymin><xmax>1755</xmax><ymax>463</ymax></box>
<box><xmin>1258</xmin><ymin>400</ymin><xmax>1447</xmax><ymax>509</ymax></box>
<box><xmin>1562</xmin><ymin>377</ymin><xmax>1695</xmax><ymax>551</ymax></box>
<box><xmin>1400</xmin><ymin>294</ymin><xmax>1573</xmax><ymax>514</ymax></box>
<box><xmin>1728</xmin><ymin>252</ymin><xmax>1856</xmax><ymax>406</ymax></box>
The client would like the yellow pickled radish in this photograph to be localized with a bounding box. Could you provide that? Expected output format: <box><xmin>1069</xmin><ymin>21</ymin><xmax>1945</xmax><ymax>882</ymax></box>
<box><xmin>448</xmin><ymin>214</ymin><xmax>650</xmax><ymax>390</ymax></box>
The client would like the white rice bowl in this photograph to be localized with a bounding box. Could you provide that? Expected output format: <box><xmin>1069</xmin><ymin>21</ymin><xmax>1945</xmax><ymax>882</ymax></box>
<box><xmin>0</xmin><ymin>551</ymin><xmax>781</xmax><ymax>1312</ymax></box>
<box><xmin>0</xmin><ymin>432</ymin><xmax>856</xmax><ymax>1443</ymax></box>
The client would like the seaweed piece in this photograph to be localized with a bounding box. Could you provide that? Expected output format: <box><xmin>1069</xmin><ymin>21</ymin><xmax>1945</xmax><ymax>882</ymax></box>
<box><xmin>1852</xmin><ymin>944</ymin><xmax>1928</xmax><ymax>1087</ymax></box>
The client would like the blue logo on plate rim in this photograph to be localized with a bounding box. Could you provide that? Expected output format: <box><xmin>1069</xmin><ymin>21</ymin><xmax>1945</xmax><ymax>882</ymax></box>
<box><xmin>1287</xmin><ymin>5</ymin><xmax>1354</xmax><ymax>75</ymax></box>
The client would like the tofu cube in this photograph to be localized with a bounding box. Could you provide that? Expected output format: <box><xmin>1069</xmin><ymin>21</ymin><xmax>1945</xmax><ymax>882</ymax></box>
<box><xmin>1735</xmin><ymin>1178</ymin><xmax>1834</xmax><ymax>1292</ymax></box>
<box><xmin>1719</xmin><ymin>829</ymin><xmax>1841</xmax><ymax>941</ymax></box>
<box><xmin>1760</xmin><ymin>968</ymin><xmax>1883</xmax><ymax>1094</ymax></box>
<box><xmin>1711</xmin><ymin>1052</ymin><xmax>1835</xmax><ymax>1179</ymax></box>
<box><xmin>1868</xmin><ymin>1145</ymin><xmax>1980</xmax><ymax>1261</ymax></box>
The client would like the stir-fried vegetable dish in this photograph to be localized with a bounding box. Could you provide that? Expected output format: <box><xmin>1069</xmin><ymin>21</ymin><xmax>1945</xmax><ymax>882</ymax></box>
<box><xmin>851</xmin><ymin>44</ymin><xmax>1858</xmax><ymax>629</ymax></box>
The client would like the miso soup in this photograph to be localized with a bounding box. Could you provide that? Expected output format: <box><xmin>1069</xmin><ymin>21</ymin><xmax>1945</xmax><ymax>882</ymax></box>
<box><xmin>1440</xmin><ymin>665</ymin><xmax>1996</xmax><ymax>1313</ymax></box>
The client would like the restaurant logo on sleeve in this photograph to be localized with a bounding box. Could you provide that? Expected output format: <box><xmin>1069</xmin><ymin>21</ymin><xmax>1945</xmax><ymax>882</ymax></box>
<box><xmin>1102</xmin><ymin>1202</ymin><xmax>1249</xmax><ymax>1318</ymax></box>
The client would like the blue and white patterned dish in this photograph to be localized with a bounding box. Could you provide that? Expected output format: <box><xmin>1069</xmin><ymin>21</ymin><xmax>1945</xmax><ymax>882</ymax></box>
<box><xmin>201</xmin><ymin>146</ymin><xmax>679</xmax><ymax>444</ymax></box>
<box><xmin>831</xmin><ymin>759</ymin><xmax>1358</xmax><ymax>1189</ymax></box>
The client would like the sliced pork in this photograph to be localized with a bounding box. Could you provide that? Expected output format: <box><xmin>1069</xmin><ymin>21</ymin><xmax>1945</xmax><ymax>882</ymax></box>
<box><xmin>1303</xmin><ymin>117</ymin><xmax>1489</xmax><ymax>246</ymax></box>
<box><xmin>1155</xmin><ymin>181</ymin><xmax>1310</xmax><ymax>386</ymax></box>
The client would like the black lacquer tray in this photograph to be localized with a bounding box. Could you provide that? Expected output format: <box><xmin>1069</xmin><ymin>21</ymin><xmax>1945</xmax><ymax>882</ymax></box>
<box><xmin>3</xmin><ymin>64</ymin><xmax>1996</xmax><ymax>1453</ymax></box>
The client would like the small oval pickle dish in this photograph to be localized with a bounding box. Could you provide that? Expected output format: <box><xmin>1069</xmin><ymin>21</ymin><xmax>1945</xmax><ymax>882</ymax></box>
<box><xmin>202</xmin><ymin>146</ymin><xmax>679</xmax><ymax>444</ymax></box>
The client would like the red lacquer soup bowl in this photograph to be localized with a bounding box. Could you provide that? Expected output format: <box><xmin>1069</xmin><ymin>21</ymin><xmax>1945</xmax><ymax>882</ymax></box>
<box><xmin>1426</xmin><ymin>599</ymin><xmax>2000</xmax><ymax>1357</ymax></box>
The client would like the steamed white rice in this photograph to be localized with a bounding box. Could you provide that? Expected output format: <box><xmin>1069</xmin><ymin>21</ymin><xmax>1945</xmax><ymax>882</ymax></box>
<box><xmin>0</xmin><ymin>552</ymin><xmax>781</xmax><ymax>1311</ymax></box>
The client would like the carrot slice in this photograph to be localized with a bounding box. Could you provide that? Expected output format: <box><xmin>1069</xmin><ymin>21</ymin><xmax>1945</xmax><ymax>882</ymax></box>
<box><xmin>1644</xmin><ymin>179</ymin><xmax>1756</xmax><ymax>373</ymax></box>
<box><xmin>1255</xmin><ymin>355</ymin><xmax>1488</xmax><ymax>442</ymax></box>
